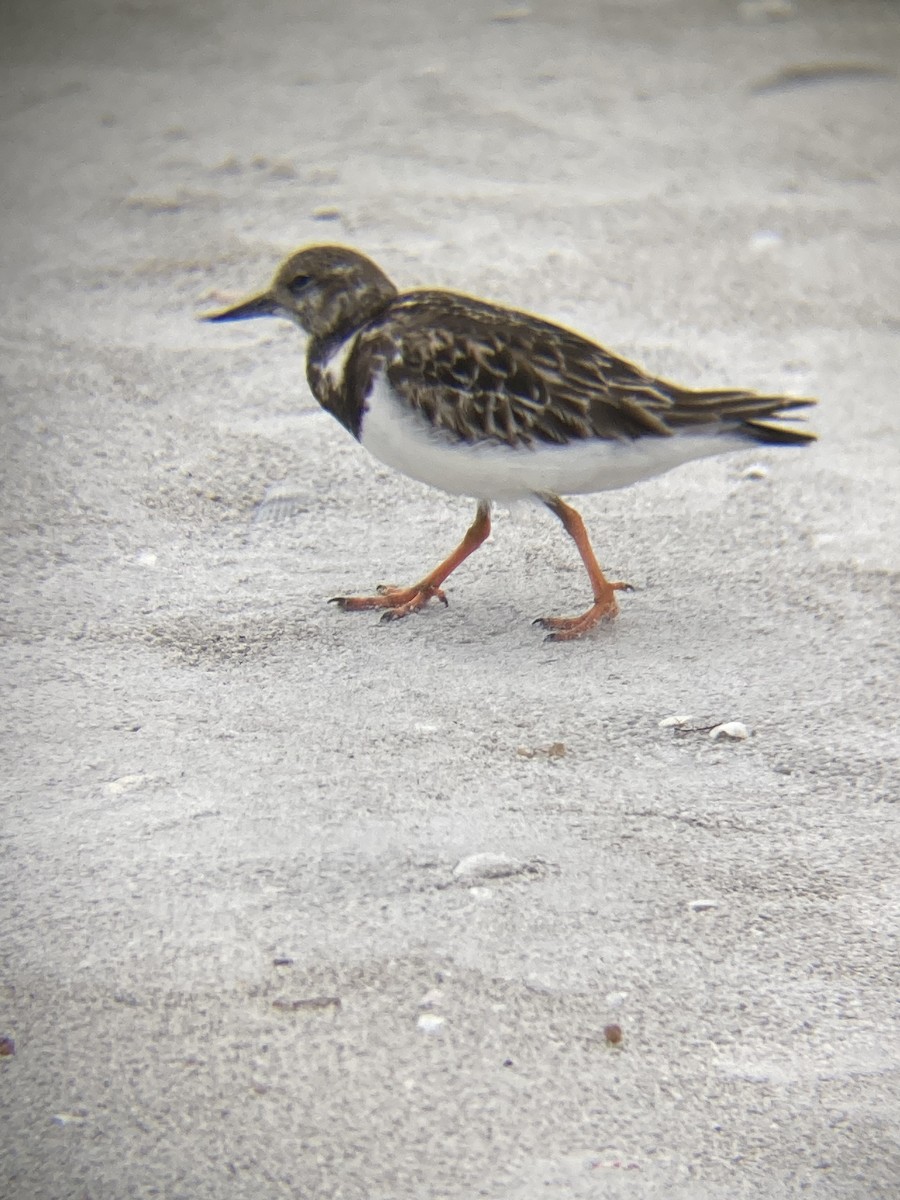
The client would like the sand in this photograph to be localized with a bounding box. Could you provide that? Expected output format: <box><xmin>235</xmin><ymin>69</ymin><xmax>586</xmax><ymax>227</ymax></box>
<box><xmin>2</xmin><ymin>1</ymin><xmax>899</xmax><ymax>1196</ymax></box>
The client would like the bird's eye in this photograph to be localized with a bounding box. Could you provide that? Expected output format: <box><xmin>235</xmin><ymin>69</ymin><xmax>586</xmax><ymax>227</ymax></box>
<box><xmin>287</xmin><ymin>274</ymin><xmax>312</xmax><ymax>297</ymax></box>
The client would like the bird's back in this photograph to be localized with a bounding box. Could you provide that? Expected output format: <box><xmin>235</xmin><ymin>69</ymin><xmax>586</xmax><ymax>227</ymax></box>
<box><xmin>348</xmin><ymin>288</ymin><xmax>815</xmax><ymax>450</ymax></box>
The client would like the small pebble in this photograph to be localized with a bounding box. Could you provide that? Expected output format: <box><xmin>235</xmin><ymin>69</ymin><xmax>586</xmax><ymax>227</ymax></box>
<box><xmin>659</xmin><ymin>714</ymin><xmax>692</xmax><ymax>728</ymax></box>
<box><xmin>468</xmin><ymin>885</ymin><xmax>494</xmax><ymax>899</ymax></box>
<box><xmin>710</xmin><ymin>722</ymin><xmax>750</xmax><ymax>741</ymax></box>
<box><xmin>452</xmin><ymin>853</ymin><xmax>527</xmax><ymax>882</ymax></box>
<box><xmin>740</xmin><ymin>464</ymin><xmax>769</xmax><ymax>480</ymax></box>
<box><xmin>0</xmin><ymin>1036</ymin><xmax>15</xmax><ymax>1057</ymax></box>
<box><xmin>603</xmin><ymin>1023</ymin><xmax>624</xmax><ymax>1046</ymax></box>
<box><xmin>211</xmin><ymin>154</ymin><xmax>242</xmax><ymax>175</ymax></box>
<box><xmin>516</xmin><ymin>741</ymin><xmax>566</xmax><ymax>758</ymax></box>
<box><xmin>272</xmin><ymin>996</ymin><xmax>340</xmax><ymax>1012</ymax></box>
<box><xmin>688</xmin><ymin>899</ymin><xmax>719</xmax><ymax>912</ymax></box>
<box><xmin>492</xmin><ymin>5</ymin><xmax>531</xmax><ymax>20</ymax></box>
<box><xmin>417</xmin><ymin>1013</ymin><xmax>446</xmax><ymax>1034</ymax></box>
<box><xmin>268</xmin><ymin>158</ymin><xmax>296</xmax><ymax>179</ymax></box>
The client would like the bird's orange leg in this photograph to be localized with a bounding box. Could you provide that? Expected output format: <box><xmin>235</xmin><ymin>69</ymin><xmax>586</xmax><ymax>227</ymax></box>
<box><xmin>331</xmin><ymin>501</ymin><xmax>491</xmax><ymax>623</ymax></box>
<box><xmin>534</xmin><ymin>495</ymin><xmax>631</xmax><ymax>642</ymax></box>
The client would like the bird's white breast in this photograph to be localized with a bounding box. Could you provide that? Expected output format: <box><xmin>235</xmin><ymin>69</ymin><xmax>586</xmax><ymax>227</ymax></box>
<box><xmin>359</xmin><ymin>373</ymin><xmax>744</xmax><ymax>501</ymax></box>
<box><xmin>320</xmin><ymin>332</ymin><xmax>358</xmax><ymax>385</ymax></box>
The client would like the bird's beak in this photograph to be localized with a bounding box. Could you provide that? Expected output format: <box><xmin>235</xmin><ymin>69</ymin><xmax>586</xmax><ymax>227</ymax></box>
<box><xmin>201</xmin><ymin>292</ymin><xmax>278</xmax><ymax>322</ymax></box>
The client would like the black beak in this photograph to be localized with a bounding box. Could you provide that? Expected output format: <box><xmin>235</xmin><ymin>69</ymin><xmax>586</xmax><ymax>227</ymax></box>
<box><xmin>201</xmin><ymin>292</ymin><xmax>278</xmax><ymax>322</ymax></box>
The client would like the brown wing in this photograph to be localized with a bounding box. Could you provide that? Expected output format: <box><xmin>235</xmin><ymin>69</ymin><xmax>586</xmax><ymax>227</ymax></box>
<box><xmin>352</xmin><ymin>290</ymin><xmax>815</xmax><ymax>448</ymax></box>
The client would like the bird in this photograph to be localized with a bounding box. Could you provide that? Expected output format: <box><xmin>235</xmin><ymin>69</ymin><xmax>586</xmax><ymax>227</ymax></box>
<box><xmin>203</xmin><ymin>244</ymin><xmax>816</xmax><ymax>641</ymax></box>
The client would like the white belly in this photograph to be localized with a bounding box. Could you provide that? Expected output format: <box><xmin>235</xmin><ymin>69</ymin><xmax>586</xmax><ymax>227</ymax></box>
<box><xmin>359</xmin><ymin>374</ymin><xmax>743</xmax><ymax>501</ymax></box>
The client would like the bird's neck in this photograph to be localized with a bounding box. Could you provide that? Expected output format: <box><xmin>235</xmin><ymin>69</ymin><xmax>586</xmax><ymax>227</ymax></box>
<box><xmin>304</xmin><ymin>283</ymin><xmax>396</xmax><ymax>438</ymax></box>
<box><xmin>306</xmin><ymin>323</ymin><xmax>374</xmax><ymax>439</ymax></box>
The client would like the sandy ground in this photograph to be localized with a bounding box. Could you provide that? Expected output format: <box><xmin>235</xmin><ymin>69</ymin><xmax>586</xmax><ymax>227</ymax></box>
<box><xmin>2</xmin><ymin>1</ymin><xmax>899</xmax><ymax>1197</ymax></box>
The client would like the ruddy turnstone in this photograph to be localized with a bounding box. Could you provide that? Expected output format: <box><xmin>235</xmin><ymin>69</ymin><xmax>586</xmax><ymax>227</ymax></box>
<box><xmin>204</xmin><ymin>245</ymin><xmax>816</xmax><ymax>641</ymax></box>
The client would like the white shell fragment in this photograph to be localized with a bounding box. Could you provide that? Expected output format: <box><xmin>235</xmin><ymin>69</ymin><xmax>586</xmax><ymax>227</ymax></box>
<box><xmin>252</xmin><ymin>483</ymin><xmax>308</xmax><ymax>525</ymax></box>
<box><xmin>104</xmin><ymin>774</ymin><xmax>150</xmax><ymax>796</ymax></box>
<box><xmin>748</xmin><ymin>229</ymin><xmax>784</xmax><ymax>252</ymax></box>
<box><xmin>417</xmin><ymin>1013</ymin><xmax>446</xmax><ymax>1034</ymax></box>
<box><xmin>709</xmin><ymin>722</ymin><xmax>750</xmax><ymax>741</ymax></box>
<box><xmin>688</xmin><ymin>899</ymin><xmax>719</xmax><ymax>912</ymax></box>
<box><xmin>659</xmin><ymin>714</ymin><xmax>692</xmax><ymax>729</ymax></box>
<box><xmin>452</xmin><ymin>853</ymin><xmax>527</xmax><ymax>883</ymax></box>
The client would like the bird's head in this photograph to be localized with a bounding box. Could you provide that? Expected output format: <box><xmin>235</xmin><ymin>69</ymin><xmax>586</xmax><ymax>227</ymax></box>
<box><xmin>202</xmin><ymin>245</ymin><xmax>398</xmax><ymax>339</ymax></box>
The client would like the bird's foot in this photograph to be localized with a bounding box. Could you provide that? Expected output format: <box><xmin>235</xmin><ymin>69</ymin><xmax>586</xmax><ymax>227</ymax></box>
<box><xmin>329</xmin><ymin>582</ymin><xmax>449</xmax><ymax>622</ymax></box>
<box><xmin>533</xmin><ymin>581</ymin><xmax>631</xmax><ymax>643</ymax></box>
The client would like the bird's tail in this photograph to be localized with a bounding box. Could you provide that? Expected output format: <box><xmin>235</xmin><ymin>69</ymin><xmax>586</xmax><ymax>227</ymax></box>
<box><xmin>669</xmin><ymin>386</ymin><xmax>817</xmax><ymax>445</ymax></box>
<box><xmin>741</xmin><ymin>416</ymin><xmax>817</xmax><ymax>445</ymax></box>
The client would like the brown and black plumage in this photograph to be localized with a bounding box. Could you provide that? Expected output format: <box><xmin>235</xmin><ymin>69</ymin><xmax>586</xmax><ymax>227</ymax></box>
<box><xmin>205</xmin><ymin>244</ymin><xmax>816</xmax><ymax>641</ymax></box>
